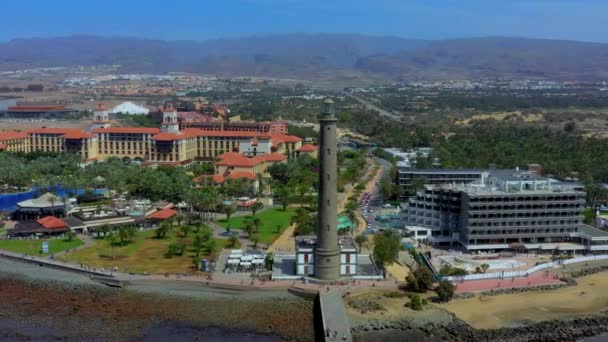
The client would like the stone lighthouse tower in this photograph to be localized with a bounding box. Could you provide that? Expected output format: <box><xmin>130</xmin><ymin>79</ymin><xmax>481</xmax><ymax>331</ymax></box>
<box><xmin>314</xmin><ymin>98</ymin><xmax>341</xmax><ymax>280</ymax></box>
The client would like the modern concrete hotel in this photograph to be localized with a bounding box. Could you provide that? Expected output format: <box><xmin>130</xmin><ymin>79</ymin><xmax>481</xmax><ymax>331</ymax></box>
<box><xmin>404</xmin><ymin>169</ymin><xmax>608</xmax><ymax>253</ymax></box>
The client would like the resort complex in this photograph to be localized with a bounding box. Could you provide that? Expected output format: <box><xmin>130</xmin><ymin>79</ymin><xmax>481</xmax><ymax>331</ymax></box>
<box><xmin>0</xmin><ymin>104</ymin><xmax>315</xmax><ymax>177</ymax></box>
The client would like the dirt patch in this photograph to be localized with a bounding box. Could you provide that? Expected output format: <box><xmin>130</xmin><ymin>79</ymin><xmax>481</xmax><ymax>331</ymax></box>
<box><xmin>441</xmin><ymin>272</ymin><xmax>608</xmax><ymax>329</ymax></box>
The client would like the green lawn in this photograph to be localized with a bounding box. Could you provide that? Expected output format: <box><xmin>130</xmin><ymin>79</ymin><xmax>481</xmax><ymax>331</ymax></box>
<box><xmin>60</xmin><ymin>228</ymin><xmax>232</xmax><ymax>274</ymax></box>
<box><xmin>218</xmin><ymin>207</ymin><xmax>296</xmax><ymax>244</ymax></box>
<box><xmin>0</xmin><ymin>238</ymin><xmax>84</xmax><ymax>255</ymax></box>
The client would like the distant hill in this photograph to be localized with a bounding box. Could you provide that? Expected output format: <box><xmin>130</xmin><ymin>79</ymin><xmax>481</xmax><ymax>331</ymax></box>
<box><xmin>354</xmin><ymin>37</ymin><xmax>608</xmax><ymax>81</ymax></box>
<box><xmin>0</xmin><ymin>34</ymin><xmax>428</xmax><ymax>77</ymax></box>
<box><xmin>2</xmin><ymin>35</ymin><xmax>608</xmax><ymax>81</ymax></box>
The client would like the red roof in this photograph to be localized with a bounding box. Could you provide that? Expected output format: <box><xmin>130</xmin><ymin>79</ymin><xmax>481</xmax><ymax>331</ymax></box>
<box><xmin>148</xmin><ymin>207</ymin><xmax>177</xmax><ymax>220</ymax></box>
<box><xmin>36</xmin><ymin>216</ymin><xmax>67</xmax><ymax>229</ymax></box>
<box><xmin>261</xmin><ymin>152</ymin><xmax>288</xmax><ymax>162</ymax></box>
<box><xmin>28</xmin><ymin>128</ymin><xmax>94</xmax><ymax>139</ymax></box>
<box><xmin>152</xmin><ymin>128</ymin><xmax>201</xmax><ymax>141</ymax></box>
<box><xmin>0</xmin><ymin>131</ymin><xmax>28</xmax><ymax>141</ymax></box>
<box><xmin>92</xmin><ymin>127</ymin><xmax>161</xmax><ymax>134</ymax></box>
<box><xmin>298</xmin><ymin>144</ymin><xmax>317</xmax><ymax>152</ymax></box>
<box><xmin>216</xmin><ymin>152</ymin><xmax>262</xmax><ymax>167</ymax></box>
<box><xmin>227</xmin><ymin>171</ymin><xmax>257</xmax><ymax>181</ymax></box>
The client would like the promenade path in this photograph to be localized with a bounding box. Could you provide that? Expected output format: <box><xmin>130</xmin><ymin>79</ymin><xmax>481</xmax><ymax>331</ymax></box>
<box><xmin>453</xmin><ymin>271</ymin><xmax>564</xmax><ymax>293</ymax></box>
<box><xmin>319</xmin><ymin>291</ymin><xmax>353</xmax><ymax>342</ymax></box>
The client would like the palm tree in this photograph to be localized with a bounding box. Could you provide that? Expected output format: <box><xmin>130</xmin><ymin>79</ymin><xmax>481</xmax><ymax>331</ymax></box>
<box><xmin>192</xmin><ymin>234</ymin><xmax>204</xmax><ymax>257</ymax></box>
<box><xmin>155</xmin><ymin>221</ymin><xmax>171</xmax><ymax>239</ymax></box>
<box><xmin>223</xmin><ymin>205</ymin><xmax>235</xmax><ymax>223</ymax></box>
<box><xmin>106</xmin><ymin>230</ymin><xmax>119</xmax><ymax>260</ymax></box>
<box><xmin>245</xmin><ymin>222</ymin><xmax>256</xmax><ymax>238</ymax></box>
<box><xmin>179</xmin><ymin>225</ymin><xmax>193</xmax><ymax>238</ymax></box>
<box><xmin>354</xmin><ymin>234</ymin><xmax>367</xmax><ymax>253</ymax></box>
<box><xmin>117</xmin><ymin>226</ymin><xmax>136</xmax><ymax>246</ymax></box>
<box><xmin>48</xmin><ymin>194</ymin><xmax>58</xmax><ymax>216</ymax></box>
<box><xmin>251</xmin><ymin>234</ymin><xmax>260</xmax><ymax>249</ymax></box>
<box><xmin>250</xmin><ymin>201</ymin><xmax>263</xmax><ymax>217</ymax></box>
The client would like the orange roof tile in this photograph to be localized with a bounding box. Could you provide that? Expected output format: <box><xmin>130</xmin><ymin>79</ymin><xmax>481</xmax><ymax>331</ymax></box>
<box><xmin>216</xmin><ymin>152</ymin><xmax>262</xmax><ymax>167</ymax></box>
<box><xmin>148</xmin><ymin>207</ymin><xmax>177</xmax><ymax>220</ymax></box>
<box><xmin>227</xmin><ymin>171</ymin><xmax>257</xmax><ymax>181</ymax></box>
<box><xmin>28</xmin><ymin>128</ymin><xmax>94</xmax><ymax>139</ymax></box>
<box><xmin>0</xmin><ymin>131</ymin><xmax>28</xmax><ymax>141</ymax></box>
<box><xmin>297</xmin><ymin>144</ymin><xmax>317</xmax><ymax>152</ymax></box>
<box><xmin>36</xmin><ymin>216</ymin><xmax>67</xmax><ymax>229</ymax></box>
<box><xmin>262</xmin><ymin>152</ymin><xmax>288</xmax><ymax>162</ymax></box>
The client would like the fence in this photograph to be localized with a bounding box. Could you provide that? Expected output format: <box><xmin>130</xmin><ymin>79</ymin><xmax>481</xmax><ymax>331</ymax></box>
<box><xmin>442</xmin><ymin>254</ymin><xmax>608</xmax><ymax>282</ymax></box>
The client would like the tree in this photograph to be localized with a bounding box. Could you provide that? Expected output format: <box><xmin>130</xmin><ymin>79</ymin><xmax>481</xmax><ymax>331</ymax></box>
<box><xmin>176</xmin><ymin>215</ymin><xmax>185</xmax><ymax>227</ymax></box>
<box><xmin>406</xmin><ymin>273</ymin><xmax>420</xmax><ymax>292</ymax></box>
<box><xmin>354</xmin><ymin>234</ymin><xmax>367</xmax><ymax>253</ymax></box>
<box><xmin>250</xmin><ymin>201</ymin><xmax>263</xmax><ymax>217</ymax></box>
<box><xmin>436</xmin><ymin>280</ymin><xmax>455</xmax><ymax>302</ymax></box>
<box><xmin>373</xmin><ymin>229</ymin><xmax>401</xmax><ymax>274</ymax></box>
<box><xmin>48</xmin><ymin>194</ymin><xmax>58</xmax><ymax>216</ymax></box>
<box><xmin>155</xmin><ymin>221</ymin><xmax>171</xmax><ymax>239</ymax></box>
<box><xmin>408</xmin><ymin>294</ymin><xmax>423</xmax><ymax>311</ymax></box>
<box><xmin>251</xmin><ymin>234</ymin><xmax>260</xmax><ymax>249</ymax></box>
<box><xmin>480</xmin><ymin>263</ymin><xmax>490</xmax><ymax>273</ymax></box>
<box><xmin>117</xmin><ymin>225</ymin><xmax>136</xmax><ymax>246</ymax></box>
<box><xmin>223</xmin><ymin>205</ymin><xmax>235</xmax><ymax>223</ymax></box>
<box><xmin>414</xmin><ymin>267</ymin><xmax>434</xmax><ymax>291</ymax></box>
<box><xmin>275</xmin><ymin>186</ymin><xmax>290</xmax><ymax>211</ymax></box>
<box><xmin>245</xmin><ymin>222</ymin><xmax>256</xmax><ymax>238</ymax></box>
<box><xmin>227</xmin><ymin>235</ymin><xmax>239</xmax><ymax>248</ymax></box>
<box><xmin>65</xmin><ymin>230</ymin><xmax>76</xmax><ymax>242</ymax></box>
<box><xmin>179</xmin><ymin>225</ymin><xmax>193</xmax><ymax>238</ymax></box>
<box><xmin>105</xmin><ymin>230</ymin><xmax>119</xmax><ymax>260</ymax></box>
<box><xmin>204</xmin><ymin>238</ymin><xmax>218</xmax><ymax>255</ymax></box>
<box><xmin>265</xmin><ymin>252</ymin><xmax>274</xmax><ymax>270</ymax></box>
<box><xmin>192</xmin><ymin>234</ymin><xmax>204</xmax><ymax>257</ymax></box>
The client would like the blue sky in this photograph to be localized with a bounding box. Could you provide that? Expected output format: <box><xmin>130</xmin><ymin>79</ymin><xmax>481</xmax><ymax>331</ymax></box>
<box><xmin>2</xmin><ymin>0</ymin><xmax>607</xmax><ymax>42</ymax></box>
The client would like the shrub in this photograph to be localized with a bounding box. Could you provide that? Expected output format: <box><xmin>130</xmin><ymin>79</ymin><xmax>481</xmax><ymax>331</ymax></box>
<box><xmin>383</xmin><ymin>291</ymin><xmax>407</xmax><ymax>298</ymax></box>
<box><xmin>436</xmin><ymin>280</ymin><xmax>456</xmax><ymax>302</ymax></box>
<box><xmin>408</xmin><ymin>294</ymin><xmax>423</xmax><ymax>311</ymax></box>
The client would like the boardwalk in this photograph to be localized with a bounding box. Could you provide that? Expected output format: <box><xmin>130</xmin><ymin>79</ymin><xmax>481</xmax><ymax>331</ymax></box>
<box><xmin>319</xmin><ymin>291</ymin><xmax>352</xmax><ymax>342</ymax></box>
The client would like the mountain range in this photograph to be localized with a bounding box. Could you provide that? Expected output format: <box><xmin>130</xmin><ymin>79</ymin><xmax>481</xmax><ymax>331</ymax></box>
<box><xmin>1</xmin><ymin>34</ymin><xmax>608</xmax><ymax>81</ymax></box>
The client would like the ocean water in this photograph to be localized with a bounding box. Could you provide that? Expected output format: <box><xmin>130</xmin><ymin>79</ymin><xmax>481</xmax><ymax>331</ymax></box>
<box><xmin>579</xmin><ymin>334</ymin><xmax>608</xmax><ymax>342</ymax></box>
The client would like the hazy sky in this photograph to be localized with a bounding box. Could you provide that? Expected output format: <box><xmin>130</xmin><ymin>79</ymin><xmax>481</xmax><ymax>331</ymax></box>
<box><xmin>2</xmin><ymin>0</ymin><xmax>607</xmax><ymax>42</ymax></box>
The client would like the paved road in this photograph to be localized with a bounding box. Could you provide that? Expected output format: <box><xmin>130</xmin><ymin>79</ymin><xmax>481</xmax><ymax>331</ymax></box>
<box><xmin>350</xmin><ymin>95</ymin><xmax>403</xmax><ymax>121</ymax></box>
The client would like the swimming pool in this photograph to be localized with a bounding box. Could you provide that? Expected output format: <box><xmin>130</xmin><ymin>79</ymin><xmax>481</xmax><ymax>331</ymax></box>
<box><xmin>439</xmin><ymin>255</ymin><xmax>525</xmax><ymax>271</ymax></box>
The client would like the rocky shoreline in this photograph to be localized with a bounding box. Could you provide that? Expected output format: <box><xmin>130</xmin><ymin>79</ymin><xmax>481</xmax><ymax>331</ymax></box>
<box><xmin>352</xmin><ymin>312</ymin><xmax>608</xmax><ymax>342</ymax></box>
